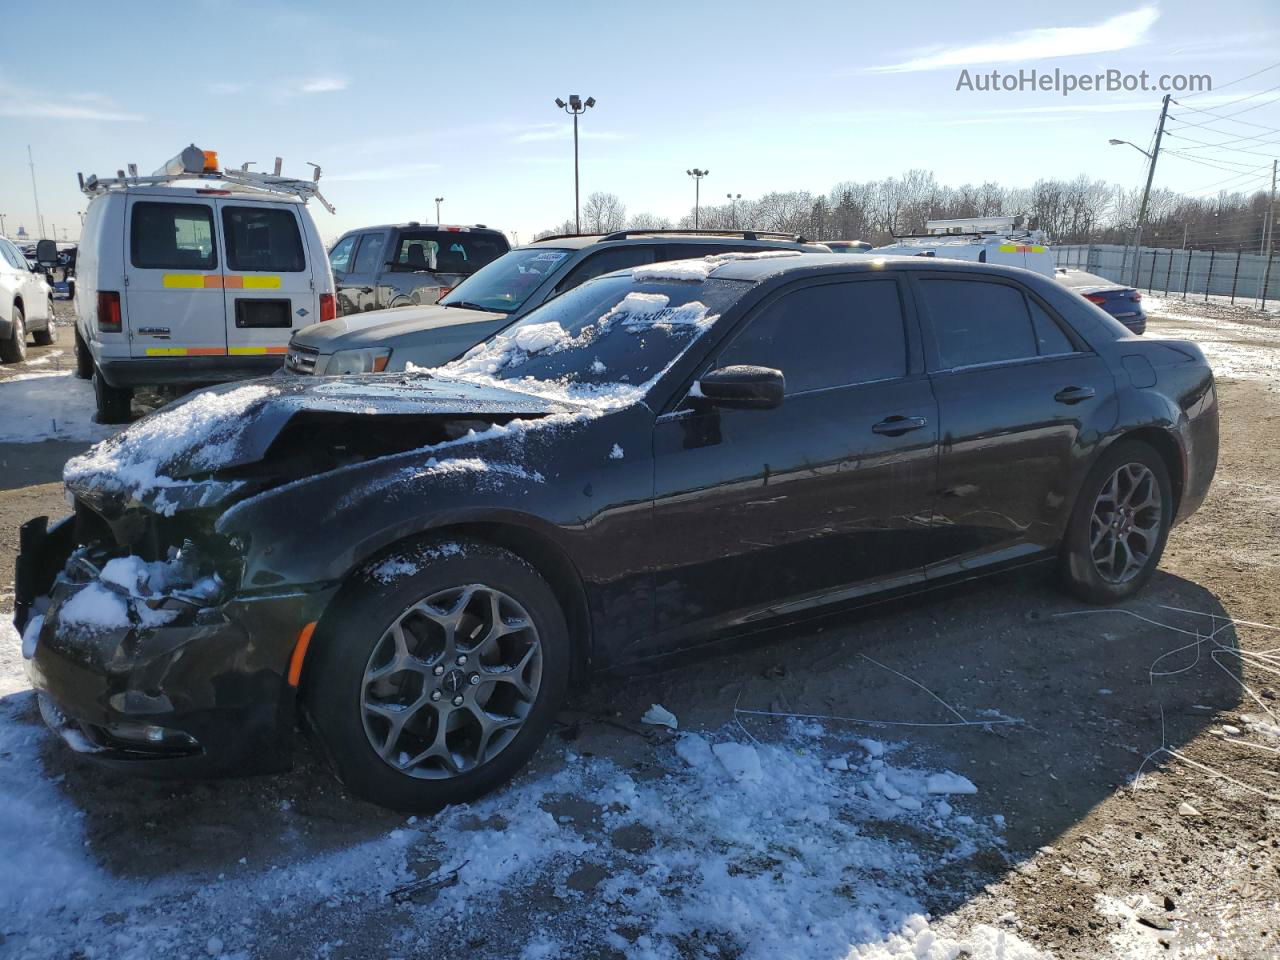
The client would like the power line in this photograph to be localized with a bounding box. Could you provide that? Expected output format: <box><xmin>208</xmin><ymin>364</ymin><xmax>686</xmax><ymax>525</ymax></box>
<box><xmin>1182</xmin><ymin>164</ymin><xmax>1274</xmax><ymax>195</ymax></box>
<box><xmin>1184</xmin><ymin>81</ymin><xmax>1280</xmax><ymax>114</ymax></box>
<box><xmin>1179</xmin><ymin>59</ymin><xmax>1280</xmax><ymax>100</ymax></box>
<box><xmin>1164</xmin><ymin>150</ymin><xmax>1270</xmax><ymax>175</ymax></box>
<box><xmin>1169</xmin><ymin>102</ymin><xmax>1280</xmax><ymax>134</ymax></box>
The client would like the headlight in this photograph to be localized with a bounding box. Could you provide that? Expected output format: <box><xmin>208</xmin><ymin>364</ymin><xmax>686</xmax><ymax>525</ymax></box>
<box><xmin>325</xmin><ymin>347</ymin><xmax>392</xmax><ymax>375</ymax></box>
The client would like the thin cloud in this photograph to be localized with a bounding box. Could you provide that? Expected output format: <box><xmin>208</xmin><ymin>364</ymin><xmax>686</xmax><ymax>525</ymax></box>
<box><xmin>299</xmin><ymin>76</ymin><xmax>349</xmax><ymax>94</ymax></box>
<box><xmin>0</xmin><ymin>76</ymin><xmax>141</xmax><ymax>121</ymax></box>
<box><xmin>867</xmin><ymin>5</ymin><xmax>1160</xmax><ymax>73</ymax></box>
<box><xmin>326</xmin><ymin>161</ymin><xmax>438</xmax><ymax>182</ymax></box>
<box><xmin>512</xmin><ymin>123</ymin><xmax>629</xmax><ymax>144</ymax></box>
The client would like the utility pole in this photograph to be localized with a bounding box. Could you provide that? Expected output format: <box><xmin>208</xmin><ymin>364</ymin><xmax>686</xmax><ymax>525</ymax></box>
<box><xmin>1130</xmin><ymin>95</ymin><xmax>1170</xmax><ymax>286</ymax></box>
<box><xmin>28</xmin><ymin>145</ymin><xmax>46</xmax><ymax>240</ymax></box>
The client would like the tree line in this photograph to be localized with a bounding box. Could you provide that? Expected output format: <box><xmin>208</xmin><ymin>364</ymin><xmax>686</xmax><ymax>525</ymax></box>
<box><xmin>534</xmin><ymin>171</ymin><xmax>1276</xmax><ymax>253</ymax></box>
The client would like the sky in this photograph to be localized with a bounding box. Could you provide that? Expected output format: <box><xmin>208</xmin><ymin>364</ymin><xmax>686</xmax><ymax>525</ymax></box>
<box><xmin>0</xmin><ymin>0</ymin><xmax>1277</xmax><ymax>245</ymax></box>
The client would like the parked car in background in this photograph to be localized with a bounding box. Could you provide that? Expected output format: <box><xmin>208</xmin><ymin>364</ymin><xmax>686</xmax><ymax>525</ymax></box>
<box><xmin>285</xmin><ymin>230</ymin><xmax>828</xmax><ymax>375</ymax></box>
<box><xmin>0</xmin><ymin>236</ymin><xmax>56</xmax><ymax>362</ymax></box>
<box><xmin>329</xmin><ymin>224</ymin><xmax>510</xmax><ymax>317</ymax></box>
<box><xmin>822</xmin><ymin>240</ymin><xmax>873</xmax><ymax>253</ymax></box>
<box><xmin>18</xmin><ymin>253</ymin><xmax>1217</xmax><ymax>811</ymax></box>
<box><xmin>73</xmin><ymin>145</ymin><xmax>336</xmax><ymax>423</ymax></box>
<box><xmin>1056</xmin><ymin>268</ymin><xmax>1146</xmax><ymax>334</ymax></box>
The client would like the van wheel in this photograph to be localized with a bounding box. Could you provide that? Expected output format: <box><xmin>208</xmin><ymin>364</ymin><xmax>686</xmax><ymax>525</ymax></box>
<box><xmin>74</xmin><ymin>329</ymin><xmax>93</xmax><ymax>379</ymax></box>
<box><xmin>304</xmin><ymin>538</ymin><xmax>571</xmax><ymax>812</ymax></box>
<box><xmin>92</xmin><ymin>365</ymin><xmax>133</xmax><ymax>424</ymax></box>
<box><xmin>1060</xmin><ymin>440</ymin><xmax>1172</xmax><ymax>604</ymax></box>
<box><xmin>32</xmin><ymin>303</ymin><xmax>56</xmax><ymax>346</ymax></box>
<box><xmin>0</xmin><ymin>303</ymin><xmax>27</xmax><ymax>363</ymax></box>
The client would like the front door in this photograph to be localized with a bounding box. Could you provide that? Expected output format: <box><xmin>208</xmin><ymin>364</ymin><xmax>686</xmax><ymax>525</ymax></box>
<box><xmin>343</xmin><ymin>230</ymin><xmax>389</xmax><ymax>313</ymax></box>
<box><xmin>123</xmin><ymin>197</ymin><xmax>226</xmax><ymax>358</ymax></box>
<box><xmin>912</xmin><ymin>272</ymin><xmax>1117</xmax><ymax>573</ymax></box>
<box><xmin>646</xmin><ymin>276</ymin><xmax>939</xmax><ymax>655</ymax></box>
<box><xmin>217</xmin><ymin>201</ymin><xmax>316</xmax><ymax>360</ymax></box>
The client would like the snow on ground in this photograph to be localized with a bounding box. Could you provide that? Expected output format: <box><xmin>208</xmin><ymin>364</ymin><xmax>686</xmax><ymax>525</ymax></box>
<box><xmin>1145</xmin><ymin>302</ymin><xmax>1280</xmax><ymax>391</ymax></box>
<box><xmin>0</xmin><ymin>369</ymin><xmax>117</xmax><ymax>443</ymax></box>
<box><xmin>1</xmin><ymin>612</ymin><xmax>1046</xmax><ymax>960</ymax></box>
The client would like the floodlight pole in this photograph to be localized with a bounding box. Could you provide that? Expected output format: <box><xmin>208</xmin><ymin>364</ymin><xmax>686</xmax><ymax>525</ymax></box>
<box><xmin>727</xmin><ymin>193</ymin><xmax>741</xmax><ymax>229</ymax></box>
<box><xmin>435</xmin><ymin>197</ymin><xmax>444</xmax><ymax>225</ymax></box>
<box><xmin>687</xmin><ymin>168</ymin><xmax>709</xmax><ymax>229</ymax></box>
<box><xmin>555</xmin><ymin>95</ymin><xmax>595</xmax><ymax>233</ymax></box>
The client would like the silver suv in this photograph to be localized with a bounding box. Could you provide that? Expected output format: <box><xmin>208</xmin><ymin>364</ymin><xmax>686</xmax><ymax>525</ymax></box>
<box><xmin>286</xmin><ymin>230</ymin><xmax>827</xmax><ymax>375</ymax></box>
<box><xmin>328</xmin><ymin>223</ymin><xmax>510</xmax><ymax>317</ymax></box>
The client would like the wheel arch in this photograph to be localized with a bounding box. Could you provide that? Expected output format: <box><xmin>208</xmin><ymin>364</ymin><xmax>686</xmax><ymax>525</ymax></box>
<box><xmin>1104</xmin><ymin>426</ymin><xmax>1185</xmax><ymax>518</ymax></box>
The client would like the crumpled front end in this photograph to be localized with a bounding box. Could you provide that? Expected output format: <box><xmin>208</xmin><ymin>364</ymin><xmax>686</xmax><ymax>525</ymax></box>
<box><xmin>15</xmin><ymin>507</ymin><xmax>334</xmax><ymax>777</ymax></box>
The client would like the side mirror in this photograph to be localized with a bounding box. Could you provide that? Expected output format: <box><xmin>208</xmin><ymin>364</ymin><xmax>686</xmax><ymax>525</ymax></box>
<box><xmin>695</xmin><ymin>365</ymin><xmax>784</xmax><ymax>410</ymax></box>
<box><xmin>35</xmin><ymin>239</ymin><xmax>58</xmax><ymax>267</ymax></box>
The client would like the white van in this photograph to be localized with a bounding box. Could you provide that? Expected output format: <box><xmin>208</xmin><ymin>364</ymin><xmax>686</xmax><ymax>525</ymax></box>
<box><xmin>869</xmin><ymin>217</ymin><xmax>1055</xmax><ymax>277</ymax></box>
<box><xmin>74</xmin><ymin>146</ymin><xmax>336</xmax><ymax>422</ymax></box>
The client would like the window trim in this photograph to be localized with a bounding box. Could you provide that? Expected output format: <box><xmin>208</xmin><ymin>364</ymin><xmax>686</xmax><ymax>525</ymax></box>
<box><xmin>128</xmin><ymin>200</ymin><xmax>218</xmax><ymax>272</ymax></box>
<box><xmin>219</xmin><ymin>204</ymin><xmax>307</xmax><ymax>274</ymax></box>
<box><xmin>910</xmin><ymin>271</ymin><xmax>1091</xmax><ymax>375</ymax></box>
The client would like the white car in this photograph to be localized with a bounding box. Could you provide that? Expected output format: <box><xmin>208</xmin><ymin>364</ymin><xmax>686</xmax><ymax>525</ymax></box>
<box><xmin>0</xmin><ymin>236</ymin><xmax>55</xmax><ymax>362</ymax></box>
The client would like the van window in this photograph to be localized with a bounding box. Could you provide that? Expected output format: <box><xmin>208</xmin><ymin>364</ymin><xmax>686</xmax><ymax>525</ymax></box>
<box><xmin>131</xmin><ymin>202</ymin><xmax>216</xmax><ymax>270</ymax></box>
<box><xmin>221</xmin><ymin>206</ymin><xmax>306</xmax><ymax>272</ymax></box>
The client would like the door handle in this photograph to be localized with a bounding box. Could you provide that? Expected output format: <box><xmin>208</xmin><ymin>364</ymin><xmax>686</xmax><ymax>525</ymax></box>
<box><xmin>1054</xmin><ymin>385</ymin><xmax>1096</xmax><ymax>404</ymax></box>
<box><xmin>357</xmin><ymin>286</ymin><xmax>373</xmax><ymax>294</ymax></box>
<box><xmin>872</xmin><ymin>415</ymin><xmax>929</xmax><ymax>436</ymax></box>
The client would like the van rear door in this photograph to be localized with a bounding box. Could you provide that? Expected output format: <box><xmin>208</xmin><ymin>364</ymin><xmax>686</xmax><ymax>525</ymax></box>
<box><xmin>123</xmin><ymin>197</ymin><xmax>227</xmax><ymax>358</ymax></box>
<box><xmin>217</xmin><ymin>201</ymin><xmax>316</xmax><ymax>360</ymax></box>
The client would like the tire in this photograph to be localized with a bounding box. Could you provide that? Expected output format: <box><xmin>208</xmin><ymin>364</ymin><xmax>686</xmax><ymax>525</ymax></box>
<box><xmin>304</xmin><ymin>538</ymin><xmax>572</xmax><ymax>812</ymax></box>
<box><xmin>92</xmin><ymin>365</ymin><xmax>133</xmax><ymax>424</ymax></box>
<box><xmin>32</xmin><ymin>302</ymin><xmax>56</xmax><ymax>346</ymax></box>
<box><xmin>74</xmin><ymin>328</ymin><xmax>93</xmax><ymax>379</ymax></box>
<box><xmin>0</xmin><ymin>303</ymin><xmax>27</xmax><ymax>363</ymax></box>
<box><xmin>1060</xmin><ymin>440</ymin><xmax>1173</xmax><ymax>604</ymax></box>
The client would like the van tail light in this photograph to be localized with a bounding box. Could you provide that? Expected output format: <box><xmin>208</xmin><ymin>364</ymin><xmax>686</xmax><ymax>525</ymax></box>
<box><xmin>319</xmin><ymin>293</ymin><xmax>336</xmax><ymax>322</ymax></box>
<box><xmin>97</xmin><ymin>291</ymin><xmax>122</xmax><ymax>332</ymax></box>
<box><xmin>436</xmin><ymin>287</ymin><xmax>453</xmax><ymax>301</ymax></box>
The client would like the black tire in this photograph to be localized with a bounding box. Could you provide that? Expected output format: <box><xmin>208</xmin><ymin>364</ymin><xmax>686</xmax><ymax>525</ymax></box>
<box><xmin>1060</xmin><ymin>440</ymin><xmax>1173</xmax><ymax>604</ymax></box>
<box><xmin>74</xmin><ymin>327</ymin><xmax>93</xmax><ymax>379</ymax></box>
<box><xmin>92</xmin><ymin>365</ymin><xmax>133</xmax><ymax>424</ymax></box>
<box><xmin>32</xmin><ymin>302</ymin><xmax>56</xmax><ymax>346</ymax></box>
<box><xmin>0</xmin><ymin>302</ymin><xmax>27</xmax><ymax>363</ymax></box>
<box><xmin>304</xmin><ymin>538</ymin><xmax>572</xmax><ymax>812</ymax></box>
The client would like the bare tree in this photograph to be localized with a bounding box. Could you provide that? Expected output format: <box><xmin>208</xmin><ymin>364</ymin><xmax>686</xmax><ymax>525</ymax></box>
<box><xmin>582</xmin><ymin>192</ymin><xmax>626</xmax><ymax>234</ymax></box>
<box><xmin>627</xmin><ymin>212</ymin><xmax>673</xmax><ymax>230</ymax></box>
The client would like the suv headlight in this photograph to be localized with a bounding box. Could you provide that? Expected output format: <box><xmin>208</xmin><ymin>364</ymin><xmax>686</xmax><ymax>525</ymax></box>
<box><xmin>325</xmin><ymin>347</ymin><xmax>392</xmax><ymax>375</ymax></box>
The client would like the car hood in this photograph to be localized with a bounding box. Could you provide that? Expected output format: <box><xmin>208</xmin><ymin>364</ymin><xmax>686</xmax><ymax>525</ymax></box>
<box><xmin>63</xmin><ymin>373</ymin><xmax>566</xmax><ymax>514</ymax></box>
<box><xmin>293</xmin><ymin>303</ymin><xmax>507</xmax><ymax>349</ymax></box>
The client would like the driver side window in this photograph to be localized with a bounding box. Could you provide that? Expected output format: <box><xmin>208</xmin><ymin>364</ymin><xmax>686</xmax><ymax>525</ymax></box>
<box><xmin>328</xmin><ymin>235</ymin><xmax>357</xmax><ymax>275</ymax></box>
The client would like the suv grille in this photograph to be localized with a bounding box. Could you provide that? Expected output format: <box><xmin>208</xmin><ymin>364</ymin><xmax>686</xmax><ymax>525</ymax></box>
<box><xmin>285</xmin><ymin>341</ymin><xmax>319</xmax><ymax>374</ymax></box>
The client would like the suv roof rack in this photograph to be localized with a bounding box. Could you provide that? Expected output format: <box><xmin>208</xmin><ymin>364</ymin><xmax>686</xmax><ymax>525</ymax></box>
<box><xmin>600</xmin><ymin>228</ymin><xmax>810</xmax><ymax>243</ymax></box>
<box><xmin>77</xmin><ymin>144</ymin><xmax>336</xmax><ymax>214</ymax></box>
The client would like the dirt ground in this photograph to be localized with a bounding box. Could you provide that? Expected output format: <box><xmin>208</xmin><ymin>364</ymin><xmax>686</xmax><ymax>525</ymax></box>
<box><xmin>1</xmin><ymin>298</ymin><xmax>1277</xmax><ymax>959</ymax></box>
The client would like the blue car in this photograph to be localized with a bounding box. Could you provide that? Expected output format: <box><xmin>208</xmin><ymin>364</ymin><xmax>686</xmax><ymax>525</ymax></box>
<box><xmin>1056</xmin><ymin>268</ymin><xmax>1146</xmax><ymax>335</ymax></box>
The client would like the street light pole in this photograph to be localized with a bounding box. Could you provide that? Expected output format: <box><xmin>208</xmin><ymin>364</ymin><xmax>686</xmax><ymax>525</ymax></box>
<box><xmin>555</xmin><ymin>94</ymin><xmax>595</xmax><ymax>233</ymax></box>
<box><xmin>726</xmin><ymin>193</ymin><xmax>741</xmax><ymax>229</ymax></box>
<box><xmin>687</xmin><ymin>168</ymin><xmax>709</xmax><ymax>229</ymax></box>
<box><xmin>1109</xmin><ymin>93</ymin><xmax>1170</xmax><ymax>285</ymax></box>
<box><xmin>435</xmin><ymin>197</ymin><xmax>444</xmax><ymax>225</ymax></box>
<box><xmin>0</xmin><ymin>213</ymin><xmax>6</xmax><ymax>236</ymax></box>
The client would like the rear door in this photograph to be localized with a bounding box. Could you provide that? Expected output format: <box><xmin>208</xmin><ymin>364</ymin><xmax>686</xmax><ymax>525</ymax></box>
<box><xmin>123</xmin><ymin>197</ymin><xmax>226</xmax><ymax>358</ymax></box>
<box><xmin>217</xmin><ymin>201</ymin><xmax>314</xmax><ymax>360</ymax></box>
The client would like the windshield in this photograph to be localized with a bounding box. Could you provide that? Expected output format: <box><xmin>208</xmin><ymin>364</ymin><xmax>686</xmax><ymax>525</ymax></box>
<box><xmin>439</xmin><ymin>247</ymin><xmax>572</xmax><ymax>313</ymax></box>
<box><xmin>439</xmin><ymin>273</ymin><xmax>749</xmax><ymax>404</ymax></box>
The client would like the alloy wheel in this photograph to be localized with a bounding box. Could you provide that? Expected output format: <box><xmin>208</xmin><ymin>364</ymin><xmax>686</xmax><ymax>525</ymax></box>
<box><xmin>1089</xmin><ymin>463</ymin><xmax>1163</xmax><ymax>584</ymax></box>
<box><xmin>359</xmin><ymin>583</ymin><xmax>542</xmax><ymax>779</ymax></box>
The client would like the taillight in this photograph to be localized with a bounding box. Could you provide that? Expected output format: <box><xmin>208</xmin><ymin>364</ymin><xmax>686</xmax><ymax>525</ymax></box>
<box><xmin>1132</xmin><ymin>292</ymin><xmax>1142</xmax><ymax>301</ymax></box>
<box><xmin>436</xmin><ymin>286</ymin><xmax>453</xmax><ymax>301</ymax></box>
<box><xmin>1084</xmin><ymin>294</ymin><xmax>1107</xmax><ymax>305</ymax></box>
<box><xmin>97</xmin><ymin>291</ymin><xmax>122</xmax><ymax>332</ymax></box>
<box><xmin>319</xmin><ymin>293</ymin><xmax>336</xmax><ymax>322</ymax></box>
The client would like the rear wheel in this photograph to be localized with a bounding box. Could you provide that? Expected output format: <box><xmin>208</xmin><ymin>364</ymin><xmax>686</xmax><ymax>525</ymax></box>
<box><xmin>0</xmin><ymin>303</ymin><xmax>27</xmax><ymax>363</ymax></box>
<box><xmin>74</xmin><ymin>328</ymin><xmax>93</xmax><ymax>379</ymax></box>
<box><xmin>304</xmin><ymin>538</ymin><xmax>571</xmax><ymax>812</ymax></box>
<box><xmin>1060</xmin><ymin>440</ymin><xmax>1172</xmax><ymax>604</ymax></box>
<box><xmin>92</xmin><ymin>365</ymin><xmax>133</xmax><ymax>424</ymax></box>
<box><xmin>32</xmin><ymin>301</ymin><xmax>56</xmax><ymax>346</ymax></box>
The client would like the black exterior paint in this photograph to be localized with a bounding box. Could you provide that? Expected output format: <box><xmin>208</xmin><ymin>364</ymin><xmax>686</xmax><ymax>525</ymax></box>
<box><xmin>16</xmin><ymin>255</ymin><xmax>1220</xmax><ymax>776</ymax></box>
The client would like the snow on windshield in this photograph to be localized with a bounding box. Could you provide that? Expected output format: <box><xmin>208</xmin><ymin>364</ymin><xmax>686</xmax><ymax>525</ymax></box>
<box><xmin>631</xmin><ymin>249</ymin><xmax>804</xmax><ymax>282</ymax></box>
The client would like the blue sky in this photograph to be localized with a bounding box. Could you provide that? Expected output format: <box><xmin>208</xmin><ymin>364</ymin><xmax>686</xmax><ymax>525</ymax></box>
<box><xmin>1</xmin><ymin>0</ymin><xmax>1277</xmax><ymax>244</ymax></box>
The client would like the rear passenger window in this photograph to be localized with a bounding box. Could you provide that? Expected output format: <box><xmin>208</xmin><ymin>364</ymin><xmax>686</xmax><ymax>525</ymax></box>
<box><xmin>221</xmin><ymin>206</ymin><xmax>305</xmax><ymax>272</ymax></box>
<box><xmin>919</xmin><ymin>279</ymin><xmax>1037</xmax><ymax>369</ymax></box>
<box><xmin>719</xmin><ymin>280</ymin><xmax>907</xmax><ymax>394</ymax></box>
<box><xmin>1029</xmin><ymin>299</ymin><xmax>1075</xmax><ymax>356</ymax></box>
<box><xmin>130</xmin><ymin>202</ymin><xmax>216</xmax><ymax>270</ymax></box>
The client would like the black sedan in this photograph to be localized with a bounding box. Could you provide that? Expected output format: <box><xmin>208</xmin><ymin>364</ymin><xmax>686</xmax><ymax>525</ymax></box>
<box><xmin>15</xmin><ymin>253</ymin><xmax>1218</xmax><ymax>811</ymax></box>
<box><xmin>1056</xmin><ymin>267</ymin><xmax>1147</xmax><ymax>334</ymax></box>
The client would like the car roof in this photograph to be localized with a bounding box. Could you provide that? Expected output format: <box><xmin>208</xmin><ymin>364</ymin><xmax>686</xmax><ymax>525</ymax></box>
<box><xmin>344</xmin><ymin>223</ymin><xmax>506</xmax><ymax>235</ymax></box>
<box><xmin>701</xmin><ymin>252</ymin><xmax>1055</xmax><ymax>284</ymax></box>
<box><xmin>521</xmin><ymin>232</ymin><xmax>820</xmax><ymax>252</ymax></box>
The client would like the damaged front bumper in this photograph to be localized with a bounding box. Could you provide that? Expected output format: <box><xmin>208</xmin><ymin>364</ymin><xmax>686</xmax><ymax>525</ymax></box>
<box><xmin>15</xmin><ymin>515</ymin><xmax>337</xmax><ymax>778</ymax></box>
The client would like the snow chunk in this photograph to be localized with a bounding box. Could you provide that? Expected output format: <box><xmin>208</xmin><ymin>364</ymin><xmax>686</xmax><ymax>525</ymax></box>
<box><xmin>826</xmin><ymin>756</ymin><xmax>849</xmax><ymax>771</ymax></box>
<box><xmin>608</xmin><ymin>443</ymin><xmax>624</xmax><ymax>460</ymax></box>
<box><xmin>674</xmin><ymin>733</ymin><xmax>716</xmax><ymax>769</ymax></box>
<box><xmin>58</xmin><ymin>583</ymin><xmax>130</xmax><ymax>632</ymax></box>
<box><xmin>513</xmin><ymin>320</ymin><xmax>571</xmax><ymax>354</ymax></box>
<box><xmin>712</xmin><ymin>741</ymin><xmax>763</xmax><ymax>783</ymax></box>
<box><xmin>21</xmin><ymin>614</ymin><xmax>44</xmax><ymax>659</ymax></box>
<box><xmin>859</xmin><ymin>737</ymin><xmax>886</xmax><ymax>758</ymax></box>
<box><xmin>641</xmin><ymin>703</ymin><xmax>678</xmax><ymax>729</ymax></box>
<box><xmin>926</xmin><ymin>772</ymin><xmax>978</xmax><ymax>795</ymax></box>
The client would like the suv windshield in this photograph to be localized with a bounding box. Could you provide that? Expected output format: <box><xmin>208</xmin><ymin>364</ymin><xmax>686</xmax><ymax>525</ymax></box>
<box><xmin>387</xmin><ymin>230</ymin><xmax>508</xmax><ymax>275</ymax></box>
<box><xmin>441</xmin><ymin>273</ymin><xmax>749</xmax><ymax>401</ymax></box>
<box><xmin>439</xmin><ymin>247</ymin><xmax>572</xmax><ymax>314</ymax></box>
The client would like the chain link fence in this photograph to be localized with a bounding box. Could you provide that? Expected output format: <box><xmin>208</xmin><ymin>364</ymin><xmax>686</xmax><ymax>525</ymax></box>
<box><xmin>1054</xmin><ymin>243</ymin><xmax>1278</xmax><ymax>309</ymax></box>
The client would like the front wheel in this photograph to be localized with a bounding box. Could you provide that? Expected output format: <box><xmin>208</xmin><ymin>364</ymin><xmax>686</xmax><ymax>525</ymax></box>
<box><xmin>304</xmin><ymin>539</ymin><xmax>571</xmax><ymax>812</ymax></box>
<box><xmin>1060</xmin><ymin>441</ymin><xmax>1172</xmax><ymax>604</ymax></box>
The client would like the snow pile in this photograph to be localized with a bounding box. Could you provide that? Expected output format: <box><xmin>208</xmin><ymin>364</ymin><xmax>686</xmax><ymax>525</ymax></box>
<box><xmin>632</xmin><ymin>249</ymin><xmax>804</xmax><ymax>282</ymax></box>
<box><xmin>0</xmin><ymin>370</ymin><xmax>118</xmax><ymax>443</ymax></box>
<box><xmin>64</xmin><ymin>383</ymin><xmax>279</xmax><ymax>499</ymax></box>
